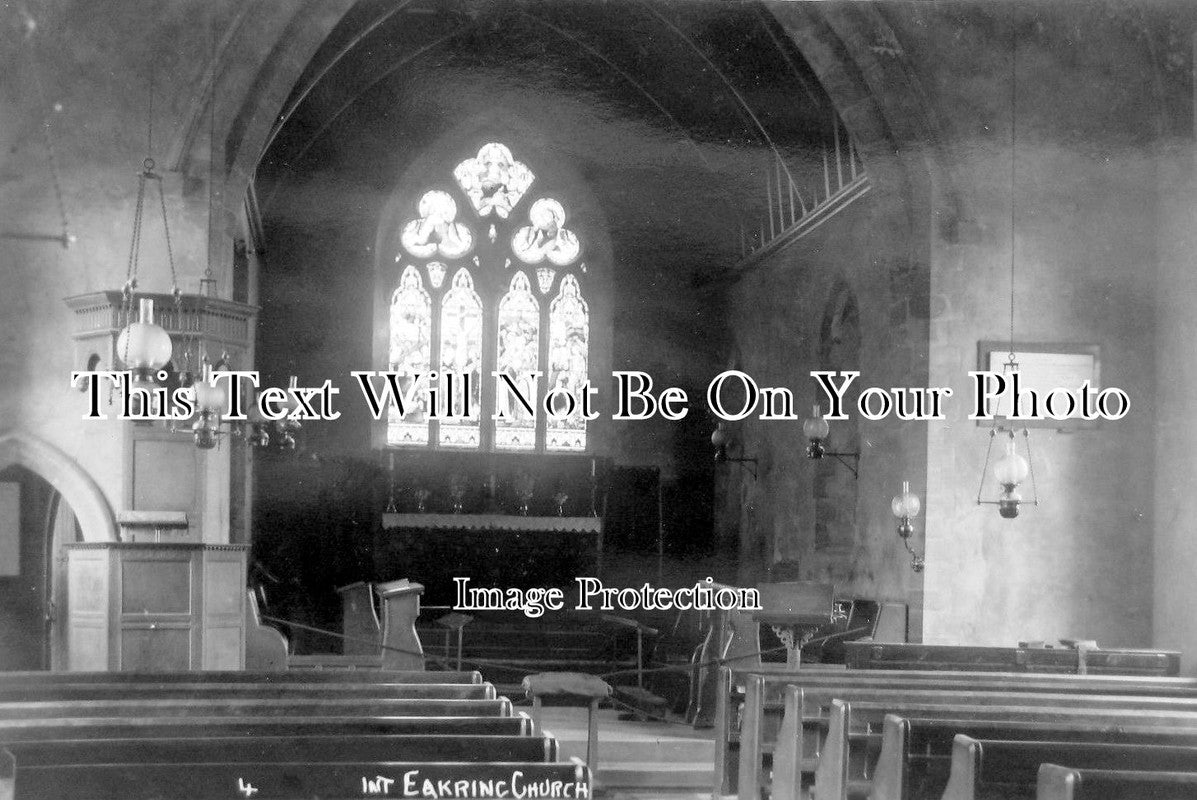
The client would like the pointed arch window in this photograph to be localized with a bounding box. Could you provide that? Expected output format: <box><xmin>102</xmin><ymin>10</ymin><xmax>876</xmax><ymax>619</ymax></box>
<box><xmin>384</xmin><ymin>142</ymin><xmax>591</xmax><ymax>452</ymax></box>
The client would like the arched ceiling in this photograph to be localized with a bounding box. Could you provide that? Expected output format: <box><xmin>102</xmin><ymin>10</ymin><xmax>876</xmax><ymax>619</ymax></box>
<box><xmin>254</xmin><ymin>0</ymin><xmax>845</xmax><ymax>283</ymax></box>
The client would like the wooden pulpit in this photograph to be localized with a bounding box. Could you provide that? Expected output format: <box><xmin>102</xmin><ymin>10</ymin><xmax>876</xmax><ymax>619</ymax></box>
<box><xmin>374</xmin><ymin>579</ymin><xmax>425</xmax><ymax>670</ymax></box>
<box><xmin>754</xmin><ymin>581</ymin><xmax>838</xmax><ymax>668</ymax></box>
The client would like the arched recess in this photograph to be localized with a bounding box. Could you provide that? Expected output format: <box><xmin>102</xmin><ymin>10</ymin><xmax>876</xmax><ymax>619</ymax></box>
<box><xmin>0</xmin><ymin>433</ymin><xmax>117</xmax><ymax>543</ymax></box>
<box><xmin>813</xmin><ymin>281</ymin><xmax>861</xmax><ymax>552</ymax></box>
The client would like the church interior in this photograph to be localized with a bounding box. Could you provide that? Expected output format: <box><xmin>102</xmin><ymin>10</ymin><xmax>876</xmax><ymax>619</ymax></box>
<box><xmin>4</xmin><ymin>0</ymin><xmax>1197</xmax><ymax>797</ymax></box>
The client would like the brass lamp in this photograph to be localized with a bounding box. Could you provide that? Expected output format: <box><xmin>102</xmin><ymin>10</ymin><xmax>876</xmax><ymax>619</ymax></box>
<box><xmin>891</xmin><ymin>481</ymin><xmax>924</xmax><ymax>572</ymax></box>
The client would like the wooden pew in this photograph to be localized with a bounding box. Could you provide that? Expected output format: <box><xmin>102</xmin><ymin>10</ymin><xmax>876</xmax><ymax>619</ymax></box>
<box><xmin>942</xmin><ymin>734</ymin><xmax>1197</xmax><ymax>800</ymax></box>
<box><xmin>0</xmin><ymin>756</ymin><xmax>592</xmax><ymax>800</ymax></box>
<box><xmin>718</xmin><ymin>666</ymin><xmax>1197</xmax><ymax>798</ymax></box>
<box><xmin>761</xmin><ymin>684</ymin><xmax>1197</xmax><ymax>800</ymax></box>
<box><xmin>1037</xmin><ymin>763</ymin><xmax>1197</xmax><ymax>800</ymax></box>
<box><xmin>0</xmin><ymin>682</ymin><xmax>496</xmax><ymax>701</ymax></box>
<box><xmin>0</xmin><ymin>697</ymin><xmax>513</xmax><ymax>720</ymax></box>
<box><xmin>0</xmin><ymin>671</ymin><xmax>580</xmax><ymax>800</ymax></box>
<box><xmin>845</xmin><ymin>641</ymin><xmax>1181</xmax><ymax>676</ymax></box>
<box><xmin>0</xmin><ymin>669</ymin><xmax>482</xmax><ymax>684</ymax></box>
<box><xmin>0</xmin><ymin>733</ymin><xmax>559</xmax><ymax>766</ymax></box>
<box><xmin>823</xmin><ymin>703</ymin><xmax>1197</xmax><ymax>800</ymax></box>
<box><xmin>0</xmin><ymin>715</ymin><xmax>533</xmax><ymax>741</ymax></box>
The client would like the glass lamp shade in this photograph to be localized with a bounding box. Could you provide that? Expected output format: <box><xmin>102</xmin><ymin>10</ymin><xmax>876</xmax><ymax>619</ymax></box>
<box><xmin>711</xmin><ymin>424</ymin><xmax>728</xmax><ymax>448</ymax></box>
<box><xmin>993</xmin><ymin>438</ymin><xmax>1029</xmax><ymax>487</ymax></box>
<box><xmin>116</xmin><ymin>300</ymin><xmax>172</xmax><ymax>372</ymax></box>
<box><xmin>891</xmin><ymin>481</ymin><xmax>922</xmax><ymax>519</ymax></box>
<box><xmin>802</xmin><ymin>405</ymin><xmax>830</xmax><ymax>440</ymax></box>
<box><xmin>191</xmin><ymin>379</ymin><xmax>227</xmax><ymax>414</ymax></box>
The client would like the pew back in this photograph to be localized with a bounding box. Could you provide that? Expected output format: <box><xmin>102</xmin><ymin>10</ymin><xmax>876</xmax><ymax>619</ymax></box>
<box><xmin>1037</xmin><ymin>764</ymin><xmax>1197</xmax><ymax>800</ymax></box>
<box><xmin>720</xmin><ymin>666</ymin><xmax>1197</xmax><ymax>798</ymax></box>
<box><xmin>943</xmin><ymin>735</ymin><xmax>1197</xmax><ymax>800</ymax></box>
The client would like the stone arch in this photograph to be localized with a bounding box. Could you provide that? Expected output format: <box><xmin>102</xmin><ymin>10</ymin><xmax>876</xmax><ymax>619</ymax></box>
<box><xmin>0</xmin><ymin>433</ymin><xmax>117</xmax><ymax>543</ymax></box>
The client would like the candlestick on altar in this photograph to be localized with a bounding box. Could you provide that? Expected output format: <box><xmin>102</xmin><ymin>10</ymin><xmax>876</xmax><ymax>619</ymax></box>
<box><xmin>589</xmin><ymin>458</ymin><xmax>599</xmax><ymax>517</ymax></box>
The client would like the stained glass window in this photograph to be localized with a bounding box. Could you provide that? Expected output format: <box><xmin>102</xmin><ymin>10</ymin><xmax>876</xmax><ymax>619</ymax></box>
<box><xmin>385</xmin><ymin>142</ymin><xmax>592</xmax><ymax>452</ymax></box>
<box><xmin>546</xmin><ymin>274</ymin><xmax>589</xmax><ymax>452</ymax></box>
<box><xmin>387</xmin><ymin>266</ymin><xmax>431</xmax><ymax>446</ymax></box>
<box><xmin>439</xmin><ymin>268</ymin><xmax>483</xmax><ymax>448</ymax></box>
<box><xmin>495</xmin><ymin>272</ymin><xmax>540</xmax><ymax>451</ymax></box>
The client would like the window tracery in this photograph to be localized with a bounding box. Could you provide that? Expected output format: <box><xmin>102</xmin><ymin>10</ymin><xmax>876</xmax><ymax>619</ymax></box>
<box><xmin>385</xmin><ymin>142</ymin><xmax>591</xmax><ymax>452</ymax></box>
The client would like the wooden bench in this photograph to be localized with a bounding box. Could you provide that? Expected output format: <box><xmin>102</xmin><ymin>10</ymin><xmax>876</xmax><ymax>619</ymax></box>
<box><xmin>0</xmin><ymin>669</ymin><xmax>482</xmax><ymax>684</ymax></box>
<box><xmin>0</xmin><ymin>715</ymin><xmax>533</xmax><ymax>741</ymax></box>
<box><xmin>718</xmin><ymin>666</ymin><xmax>1197</xmax><ymax>797</ymax></box>
<box><xmin>845</xmin><ymin>641</ymin><xmax>1182</xmax><ymax>676</ymax></box>
<box><xmin>818</xmin><ymin>702</ymin><xmax>1197</xmax><ymax>800</ymax></box>
<box><xmin>942</xmin><ymin>735</ymin><xmax>1197</xmax><ymax>800</ymax></box>
<box><xmin>0</xmin><ymin>681</ymin><xmax>496</xmax><ymax>702</ymax></box>
<box><xmin>0</xmin><ymin>756</ymin><xmax>592</xmax><ymax>800</ymax></box>
<box><xmin>758</xmin><ymin>683</ymin><xmax>1197</xmax><ymax>800</ymax></box>
<box><xmin>1037</xmin><ymin>763</ymin><xmax>1197</xmax><ymax>800</ymax></box>
<box><xmin>0</xmin><ymin>697</ymin><xmax>513</xmax><ymax>720</ymax></box>
<box><xmin>0</xmin><ymin>733</ymin><xmax>558</xmax><ymax>767</ymax></box>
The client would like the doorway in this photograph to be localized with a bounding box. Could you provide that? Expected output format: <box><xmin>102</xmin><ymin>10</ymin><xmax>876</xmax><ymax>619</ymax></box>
<box><xmin>0</xmin><ymin>465</ymin><xmax>80</xmax><ymax>670</ymax></box>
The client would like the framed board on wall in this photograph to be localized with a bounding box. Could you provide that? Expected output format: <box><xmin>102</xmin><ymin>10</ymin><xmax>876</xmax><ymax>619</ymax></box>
<box><xmin>0</xmin><ymin>482</ymin><xmax>19</xmax><ymax>576</ymax></box>
<box><xmin>976</xmin><ymin>341</ymin><xmax>1102</xmax><ymax>430</ymax></box>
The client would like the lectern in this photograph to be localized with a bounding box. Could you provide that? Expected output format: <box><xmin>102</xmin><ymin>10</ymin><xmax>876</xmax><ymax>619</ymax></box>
<box><xmin>754</xmin><ymin>581</ymin><xmax>839</xmax><ymax>668</ymax></box>
<box><xmin>375</xmin><ymin>579</ymin><xmax>425</xmax><ymax>670</ymax></box>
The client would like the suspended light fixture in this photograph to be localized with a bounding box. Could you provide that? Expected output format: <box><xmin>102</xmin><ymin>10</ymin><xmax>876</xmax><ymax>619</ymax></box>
<box><xmin>115</xmin><ymin>156</ymin><xmax>180</xmax><ymax>387</ymax></box>
<box><xmin>891</xmin><ymin>481</ymin><xmax>924</xmax><ymax>572</ymax></box>
<box><xmin>976</xmin><ymin>9</ymin><xmax>1038</xmax><ymax>520</ymax></box>
<box><xmin>114</xmin><ymin>50</ymin><xmax>181</xmax><ymax>393</ymax></box>
<box><xmin>191</xmin><ymin>360</ymin><xmax>227</xmax><ymax>450</ymax></box>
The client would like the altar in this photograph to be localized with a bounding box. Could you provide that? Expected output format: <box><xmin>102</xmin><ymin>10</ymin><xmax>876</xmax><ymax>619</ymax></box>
<box><xmin>377</xmin><ymin>513</ymin><xmax>604</xmax><ymax>606</ymax></box>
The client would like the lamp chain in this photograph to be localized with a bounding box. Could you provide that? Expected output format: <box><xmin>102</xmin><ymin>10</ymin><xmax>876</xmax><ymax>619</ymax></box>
<box><xmin>1008</xmin><ymin>2</ymin><xmax>1017</xmax><ymax>365</ymax></box>
<box><xmin>1022</xmin><ymin>427</ymin><xmax>1039</xmax><ymax>506</ymax></box>
<box><xmin>206</xmin><ymin>1</ymin><xmax>217</xmax><ymax>285</ymax></box>
<box><xmin>122</xmin><ymin>171</ymin><xmax>149</xmax><ymax>326</ymax></box>
<box><xmin>155</xmin><ymin>175</ymin><xmax>180</xmax><ymax>303</ymax></box>
<box><xmin>976</xmin><ymin>427</ymin><xmax>998</xmax><ymax>505</ymax></box>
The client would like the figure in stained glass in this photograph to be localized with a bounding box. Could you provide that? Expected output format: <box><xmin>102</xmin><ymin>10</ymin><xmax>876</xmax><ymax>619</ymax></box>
<box><xmin>454</xmin><ymin>143</ymin><xmax>535</xmax><ymax>219</ymax></box>
<box><xmin>546</xmin><ymin>274</ymin><xmax>589</xmax><ymax>451</ymax></box>
<box><xmin>401</xmin><ymin>190</ymin><xmax>474</xmax><ymax>259</ymax></box>
<box><xmin>495</xmin><ymin>272</ymin><xmax>540</xmax><ymax>450</ymax></box>
<box><xmin>439</xmin><ymin>268</ymin><xmax>483</xmax><ymax>447</ymax></box>
<box><xmin>387</xmin><ymin>266</ymin><xmax>432</xmax><ymax>446</ymax></box>
<box><xmin>512</xmin><ymin>198</ymin><xmax>581</xmax><ymax>266</ymax></box>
